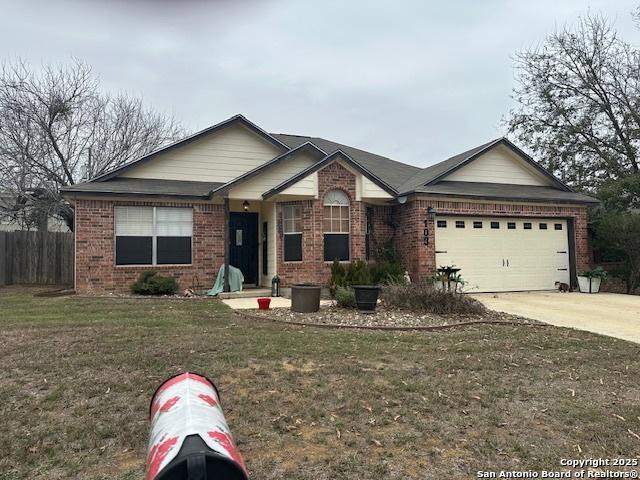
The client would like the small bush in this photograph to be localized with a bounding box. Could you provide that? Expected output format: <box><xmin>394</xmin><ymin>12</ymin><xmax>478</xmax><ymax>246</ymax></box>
<box><xmin>329</xmin><ymin>259</ymin><xmax>404</xmax><ymax>293</ymax></box>
<box><xmin>380</xmin><ymin>281</ymin><xmax>486</xmax><ymax>316</ymax></box>
<box><xmin>370</xmin><ymin>261</ymin><xmax>405</xmax><ymax>285</ymax></box>
<box><xmin>130</xmin><ymin>270</ymin><xmax>179</xmax><ymax>295</ymax></box>
<box><xmin>593</xmin><ymin>212</ymin><xmax>640</xmax><ymax>294</ymax></box>
<box><xmin>346</xmin><ymin>260</ymin><xmax>372</xmax><ymax>285</ymax></box>
<box><xmin>334</xmin><ymin>286</ymin><xmax>356</xmax><ymax>308</ymax></box>
<box><xmin>329</xmin><ymin>260</ymin><xmax>348</xmax><ymax>295</ymax></box>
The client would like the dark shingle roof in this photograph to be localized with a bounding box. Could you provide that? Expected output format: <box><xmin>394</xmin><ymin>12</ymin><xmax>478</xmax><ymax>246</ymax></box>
<box><xmin>271</xmin><ymin>133</ymin><xmax>421</xmax><ymax>191</ymax></box>
<box><xmin>413</xmin><ymin>181</ymin><xmax>599</xmax><ymax>204</ymax></box>
<box><xmin>62</xmin><ymin>178</ymin><xmax>224</xmax><ymax>198</ymax></box>
<box><xmin>62</xmin><ymin>115</ymin><xmax>597</xmax><ymax>205</ymax></box>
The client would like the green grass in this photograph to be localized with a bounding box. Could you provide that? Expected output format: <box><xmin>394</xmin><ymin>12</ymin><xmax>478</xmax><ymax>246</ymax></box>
<box><xmin>1</xmin><ymin>286</ymin><xmax>639</xmax><ymax>479</ymax></box>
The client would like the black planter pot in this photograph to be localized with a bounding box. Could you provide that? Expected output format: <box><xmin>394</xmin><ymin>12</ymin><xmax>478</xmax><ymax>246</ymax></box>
<box><xmin>352</xmin><ymin>285</ymin><xmax>380</xmax><ymax>311</ymax></box>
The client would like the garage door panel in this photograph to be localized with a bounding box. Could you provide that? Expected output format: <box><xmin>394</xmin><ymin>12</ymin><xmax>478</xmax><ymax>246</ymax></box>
<box><xmin>435</xmin><ymin>216</ymin><xmax>570</xmax><ymax>293</ymax></box>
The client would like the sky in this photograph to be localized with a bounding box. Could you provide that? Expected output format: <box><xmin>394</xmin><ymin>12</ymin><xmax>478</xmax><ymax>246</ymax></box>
<box><xmin>1</xmin><ymin>0</ymin><xmax>638</xmax><ymax>168</ymax></box>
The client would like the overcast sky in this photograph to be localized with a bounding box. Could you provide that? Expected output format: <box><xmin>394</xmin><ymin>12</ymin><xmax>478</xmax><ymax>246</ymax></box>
<box><xmin>1</xmin><ymin>0</ymin><xmax>638</xmax><ymax>168</ymax></box>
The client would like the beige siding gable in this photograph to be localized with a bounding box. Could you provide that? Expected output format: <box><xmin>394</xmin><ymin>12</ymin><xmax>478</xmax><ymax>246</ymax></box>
<box><xmin>332</xmin><ymin>159</ymin><xmax>392</xmax><ymax>200</ymax></box>
<box><xmin>362</xmin><ymin>177</ymin><xmax>392</xmax><ymax>199</ymax></box>
<box><xmin>444</xmin><ymin>144</ymin><xmax>554</xmax><ymax>186</ymax></box>
<box><xmin>120</xmin><ymin>124</ymin><xmax>281</xmax><ymax>183</ymax></box>
<box><xmin>280</xmin><ymin>172</ymin><xmax>317</xmax><ymax>197</ymax></box>
<box><xmin>228</xmin><ymin>151</ymin><xmax>319</xmax><ymax>200</ymax></box>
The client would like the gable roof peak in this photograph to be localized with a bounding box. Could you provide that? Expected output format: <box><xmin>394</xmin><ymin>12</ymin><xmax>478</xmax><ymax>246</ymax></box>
<box><xmin>211</xmin><ymin>140</ymin><xmax>327</xmax><ymax>195</ymax></box>
<box><xmin>262</xmin><ymin>148</ymin><xmax>396</xmax><ymax>200</ymax></box>
<box><xmin>89</xmin><ymin>113</ymin><xmax>288</xmax><ymax>183</ymax></box>
<box><xmin>325</xmin><ymin>148</ymin><xmax>353</xmax><ymax>159</ymax></box>
<box><xmin>397</xmin><ymin>137</ymin><xmax>572</xmax><ymax>194</ymax></box>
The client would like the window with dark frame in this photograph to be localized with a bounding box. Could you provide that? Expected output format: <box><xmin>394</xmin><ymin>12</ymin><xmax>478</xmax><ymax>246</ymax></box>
<box><xmin>473</xmin><ymin>221</ymin><xmax>483</xmax><ymax>229</ymax></box>
<box><xmin>323</xmin><ymin>190</ymin><xmax>350</xmax><ymax>261</ymax></box>
<box><xmin>539</xmin><ymin>223</ymin><xmax>548</xmax><ymax>230</ymax></box>
<box><xmin>282</xmin><ymin>205</ymin><xmax>302</xmax><ymax>262</ymax></box>
<box><xmin>491</xmin><ymin>221</ymin><xmax>500</xmax><ymax>229</ymax></box>
<box><xmin>524</xmin><ymin>222</ymin><xmax>532</xmax><ymax>230</ymax></box>
<box><xmin>555</xmin><ymin>223</ymin><xmax>563</xmax><ymax>230</ymax></box>
<box><xmin>455</xmin><ymin>220</ymin><xmax>465</xmax><ymax>228</ymax></box>
<box><xmin>507</xmin><ymin>222</ymin><xmax>516</xmax><ymax>230</ymax></box>
<box><xmin>437</xmin><ymin>220</ymin><xmax>447</xmax><ymax>228</ymax></box>
<box><xmin>115</xmin><ymin>206</ymin><xmax>192</xmax><ymax>266</ymax></box>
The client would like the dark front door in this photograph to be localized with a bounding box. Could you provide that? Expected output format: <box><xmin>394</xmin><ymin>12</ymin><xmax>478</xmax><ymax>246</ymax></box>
<box><xmin>229</xmin><ymin>212</ymin><xmax>259</xmax><ymax>285</ymax></box>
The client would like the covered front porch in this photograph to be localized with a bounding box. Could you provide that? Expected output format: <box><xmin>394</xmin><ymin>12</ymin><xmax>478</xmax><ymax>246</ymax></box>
<box><xmin>217</xmin><ymin>198</ymin><xmax>277</xmax><ymax>292</ymax></box>
<box><xmin>217</xmin><ymin>156</ymin><xmax>395</xmax><ymax>293</ymax></box>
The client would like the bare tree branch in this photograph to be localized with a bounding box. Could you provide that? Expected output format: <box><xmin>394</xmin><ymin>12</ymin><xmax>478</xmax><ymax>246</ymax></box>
<box><xmin>0</xmin><ymin>58</ymin><xmax>185</xmax><ymax>231</ymax></box>
<box><xmin>504</xmin><ymin>13</ymin><xmax>640</xmax><ymax>190</ymax></box>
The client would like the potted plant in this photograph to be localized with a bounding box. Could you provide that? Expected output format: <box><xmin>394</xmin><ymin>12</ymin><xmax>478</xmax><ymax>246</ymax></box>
<box><xmin>352</xmin><ymin>283</ymin><xmax>380</xmax><ymax>312</ymax></box>
<box><xmin>432</xmin><ymin>271</ymin><xmax>447</xmax><ymax>291</ymax></box>
<box><xmin>349</xmin><ymin>261</ymin><xmax>380</xmax><ymax>312</ymax></box>
<box><xmin>430</xmin><ymin>265</ymin><xmax>464</xmax><ymax>292</ymax></box>
<box><xmin>449</xmin><ymin>273</ymin><xmax>467</xmax><ymax>293</ymax></box>
<box><xmin>577</xmin><ymin>267</ymin><xmax>607</xmax><ymax>293</ymax></box>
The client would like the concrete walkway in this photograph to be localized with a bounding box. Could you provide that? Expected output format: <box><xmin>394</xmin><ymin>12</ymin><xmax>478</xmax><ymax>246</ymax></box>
<box><xmin>472</xmin><ymin>291</ymin><xmax>640</xmax><ymax>344</ymax></box>
<box><xmin>222</xmin><ymin>296</ymin><xmax>333</xmax><ymax>310</ymax></box>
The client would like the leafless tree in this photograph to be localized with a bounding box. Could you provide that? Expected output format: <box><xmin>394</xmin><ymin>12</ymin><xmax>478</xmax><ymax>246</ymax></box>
<box><xmin>505</xmin><ymin>13</ymin><xmax>640</xmax><ymax>191</ymax></box>
<box><xmin>0</xmin><ymin>58</ymin><xmax>184</xmax><ymax>230</ymax></box>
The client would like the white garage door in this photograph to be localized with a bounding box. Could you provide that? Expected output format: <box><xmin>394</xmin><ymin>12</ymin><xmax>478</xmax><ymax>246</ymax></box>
<box><xmin>434</xmin><ymin>217</ymin><xmax>570</xmax><ymax>292</ymax></box>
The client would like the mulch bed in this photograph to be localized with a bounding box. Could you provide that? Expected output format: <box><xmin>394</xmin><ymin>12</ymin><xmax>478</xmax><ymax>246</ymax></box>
<box><xmin>240</xmin><ymin>304</ymin><xmax>542</xmax><ymax>331</ymax></box>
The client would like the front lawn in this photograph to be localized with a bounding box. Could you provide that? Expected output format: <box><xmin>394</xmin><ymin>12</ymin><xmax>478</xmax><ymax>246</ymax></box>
<box><xmin>1</xmin><ymin>287</ymin><xmax>639</xmax><ymax>479</ymax></box>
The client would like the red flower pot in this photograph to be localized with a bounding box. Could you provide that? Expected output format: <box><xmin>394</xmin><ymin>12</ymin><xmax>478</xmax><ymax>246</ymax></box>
<box><xmin>257</xmin><ymin>297</ymin><xmax>271</xmax><ymax>310</ymax></box>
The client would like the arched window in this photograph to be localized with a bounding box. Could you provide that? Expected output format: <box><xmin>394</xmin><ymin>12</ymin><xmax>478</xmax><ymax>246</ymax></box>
<box><xmin>323</xmin><ymin>190</ymin><xmax>350</xmax><ymax>261</ymax></box>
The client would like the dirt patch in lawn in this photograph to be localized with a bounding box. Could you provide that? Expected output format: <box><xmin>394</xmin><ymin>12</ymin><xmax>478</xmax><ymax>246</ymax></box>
<box><xmin>244</xmin><ymin>304</ymin><xmax>538</xmax><ymax>329</ymax></box>
<box><xmin>1</xmin><ymin>286</ymin><xmax>640</xmax><ymax>480</ymax></box>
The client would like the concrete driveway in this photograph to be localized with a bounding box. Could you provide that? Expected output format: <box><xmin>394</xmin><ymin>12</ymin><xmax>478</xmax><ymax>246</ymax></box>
<box><xmin>472</xmin><ymin>291</ymin><xmax>640</xmax><ymax>344</ymax></box>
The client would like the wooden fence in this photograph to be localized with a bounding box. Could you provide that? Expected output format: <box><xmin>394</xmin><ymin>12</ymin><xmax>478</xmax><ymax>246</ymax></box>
<box><xmin>0</xmin><ymin>231</ymin><xmax>74</xmax><ymax>286</ymax></box>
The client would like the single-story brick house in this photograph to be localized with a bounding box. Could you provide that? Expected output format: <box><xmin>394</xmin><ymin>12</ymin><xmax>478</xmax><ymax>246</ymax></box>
<box><xmin>62</xmin><ymin>114</ymin><xmax>598</xmax><ymax>294</ymax></box>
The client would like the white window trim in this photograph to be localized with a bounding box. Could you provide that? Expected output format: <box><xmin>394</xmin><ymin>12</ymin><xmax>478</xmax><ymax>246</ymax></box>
<box><xmin>282</xmin><ymin>204</ymin><xmax>303</xmax><ymax>263</ymax></box>
<box><xmin>323</xmin><ymin>190</ymin><xmax>351</xmax><ymax>261</ymax></box>
<box><xmin>323</xmin><ymin>190</ymin><xmax>350</xmax><ymax>234</ymax></box>
<box><xmin>114</xmin><ymin>206</ymin><xmax>193</xmax><ymax>267</ymax></box>
<box><xmin>282</xmin><ymin>205</ymin><xmax>302</xmax><ymax>234</ymax></box>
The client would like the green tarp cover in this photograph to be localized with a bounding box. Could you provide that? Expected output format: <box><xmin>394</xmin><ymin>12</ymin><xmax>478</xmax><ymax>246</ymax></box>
<box><xmin>207</xmin><ymin>265</ymin><xmax>245</xmax><ymax>296</ymax></box>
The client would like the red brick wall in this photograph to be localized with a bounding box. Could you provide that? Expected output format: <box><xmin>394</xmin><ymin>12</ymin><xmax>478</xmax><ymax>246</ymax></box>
<box><xmin>276</xmin><ymin>162</ymin><xmax>367</xmax><ymax>286</ymax></box>
<box><xmin>394</xmin><ymin>198</ymin><xmax>590</xmax><ymax>282</ymax></box>
<box><xmin>74</xmin><ymin>199</ymin><xmax>224</xmax><ymax>294</ymax></box>
<box><xmin>74</xmin><ymin>185</ymin><xmax>590</xmax><ymax>293</ymax></box>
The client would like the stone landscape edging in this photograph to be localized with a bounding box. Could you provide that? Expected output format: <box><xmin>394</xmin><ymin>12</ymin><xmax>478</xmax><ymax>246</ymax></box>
<box><xmin>234</xmin><ymin>310</ymin><xmax>547</xmax><ymax>332</ymax></box>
